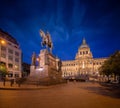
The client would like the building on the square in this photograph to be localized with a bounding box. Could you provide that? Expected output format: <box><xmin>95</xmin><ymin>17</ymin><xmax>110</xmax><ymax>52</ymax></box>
<box><xmin>61</xmin><ymin>38</ymin><xmax>107</xmax><ymax>79</ymax></box>
<box><xmin>0</xmin><ymin>29</ymin><xmax>22</xmax><ymax>79</ymax></box>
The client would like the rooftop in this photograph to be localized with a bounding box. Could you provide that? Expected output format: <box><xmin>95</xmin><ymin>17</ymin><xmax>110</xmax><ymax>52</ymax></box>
<box><xmin>0</xmin><ymin>29</ymin><xmax>19</xmax><ymax>46</ymax></box>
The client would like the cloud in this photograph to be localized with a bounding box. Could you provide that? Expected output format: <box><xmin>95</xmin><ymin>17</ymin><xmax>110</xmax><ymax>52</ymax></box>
<box><xmin>0</xmin><ymin>0</ymin><xmax>120</xmax><ymax>63</ymax></box>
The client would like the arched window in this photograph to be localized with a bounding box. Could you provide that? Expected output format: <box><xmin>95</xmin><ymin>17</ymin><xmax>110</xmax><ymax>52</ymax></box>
<box><xmin>80</xmin><ymin>52</ymin><xmax>82</xmax><ymax>55</ymax></box>
<box><xmin>86</xmin><ymin>51</ymin><xmax>88</xmax><ymax>54</ymax></box>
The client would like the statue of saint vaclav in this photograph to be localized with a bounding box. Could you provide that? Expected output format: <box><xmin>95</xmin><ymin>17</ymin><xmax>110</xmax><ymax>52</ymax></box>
<box><xmin>39</xmin><ymin>29</ymin><xmax>53</xmax><ymax>53</ymax></box>
<box><xmin>31</xmin><ymin>29</ymin><xmax>53</xmax><ymax>65</ymax></box>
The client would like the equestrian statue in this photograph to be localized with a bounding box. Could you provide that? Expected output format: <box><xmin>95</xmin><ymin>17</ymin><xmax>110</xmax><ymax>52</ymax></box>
<box><xmin>39</xmin><ymin>29</ymin><xmax>53</xmax><ymax>53</ymax></box>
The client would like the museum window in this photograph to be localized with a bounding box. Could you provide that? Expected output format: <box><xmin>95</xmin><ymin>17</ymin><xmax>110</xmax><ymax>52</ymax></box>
<box><xmin>80</xmin><ymin>52</ymin><xmax>82</xmax><ymax>55</ymax></box>
<box><xmin>90</xmin><ymin>61</ymin><xmax>92</xmax><ymax>64</ymax></box>
<box><xmin>86</xmin><ymin>51</ymin><xmax>88</xmax><ymax>54</ymax></box>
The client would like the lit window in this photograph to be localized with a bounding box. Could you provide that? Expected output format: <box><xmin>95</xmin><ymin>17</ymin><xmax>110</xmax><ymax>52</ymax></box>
<box><xmin>8</xmin><ymin>63</ymin><xmax>13</xmax><ymax>68</ymax></box>
<box><xmin>15</xmin><ymin>65</ymin><xmax>19</xmax><ymax>70</ymax></box>
<box><xmin>8</xmin><ymin>73</ymin><xmax>13</xmax><ymax>77</ymax></box>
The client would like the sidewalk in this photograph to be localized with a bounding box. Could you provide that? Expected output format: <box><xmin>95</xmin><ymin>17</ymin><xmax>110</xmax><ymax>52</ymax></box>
<box><xmin>0</xmin><ymin>81</ymin><xmax>49</xmax><ymax>90</ymax></box>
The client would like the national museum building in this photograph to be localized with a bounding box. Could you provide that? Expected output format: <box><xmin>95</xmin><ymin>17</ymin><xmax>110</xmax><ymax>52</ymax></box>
<box><xmin>0</xmin><ymin>29</ymin><xmax>22</xmax><ymax>79</ymax></box>
<box><xmin>61</xmin><ymin>38</ymin><xmax>107</xmax><ymax>78</ymax></box>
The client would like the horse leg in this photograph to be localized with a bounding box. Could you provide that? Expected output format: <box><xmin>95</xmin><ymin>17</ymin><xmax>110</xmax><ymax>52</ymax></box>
<box><xmin>41</xmin><ymin>42</ymin><xmax>43</xmax><ymax>47</ymax></box>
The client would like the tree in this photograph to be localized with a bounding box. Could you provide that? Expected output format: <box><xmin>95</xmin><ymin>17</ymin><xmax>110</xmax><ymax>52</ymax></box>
<box><xmin>110</xmin><ymin>51</ymin><xmax>120</xmax><ymax>82</ymax></box>
<box><xmin>99</xmin><ymin>58</ymin><xmax>112</xmax><ymax>81</ymax></box>
<box><xmin>99</xmin><ymin>51</ymin><xmax>120</xmax><ymax>83</ymax></box>
<box><xmin>0</xmin><ymin>63</ymin><xmax>8</xmax><ymax>78</ymax></box>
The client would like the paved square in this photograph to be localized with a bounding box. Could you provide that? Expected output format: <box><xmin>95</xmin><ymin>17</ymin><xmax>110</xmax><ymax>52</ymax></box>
<box><xmin>0</xmin><ymin>82</ymin><xmax>120</xmax><ymax>108</ymax></box>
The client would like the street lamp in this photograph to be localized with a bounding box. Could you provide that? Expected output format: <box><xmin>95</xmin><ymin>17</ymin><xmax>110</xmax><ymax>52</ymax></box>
<box><xmin>0</xmin><ymin>39</ymin><xmax>6</xmax><ymax>45</ymax></box>
<box><xmin>1</xmin><ymin>40</ymin><xmax>5</xmax><ymax>44</ymax></box>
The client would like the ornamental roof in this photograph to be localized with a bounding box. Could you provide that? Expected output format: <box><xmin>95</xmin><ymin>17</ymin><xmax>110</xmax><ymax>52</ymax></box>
<box><xmin>79</xmin><ymin>38</ymin><xmax>89</xmax><ymax>49</ymax></box>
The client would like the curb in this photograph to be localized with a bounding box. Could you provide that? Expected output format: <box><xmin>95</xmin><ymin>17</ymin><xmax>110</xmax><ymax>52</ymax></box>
<box><xmin>0</xmin><ymin>87</ymin><xmax>48</xmax><ymax>90</ymax></box>
<box><xmin>0</xmin><ymin>82</ymin><xmax>67</xmax><ymax>90</ymax></box>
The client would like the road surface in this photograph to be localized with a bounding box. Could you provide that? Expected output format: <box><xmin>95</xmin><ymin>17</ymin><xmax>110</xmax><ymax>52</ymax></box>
<box><xmin>0</xmin><ymin>82</ymin><xmax>120</xmax><ymax>108</ymax></box>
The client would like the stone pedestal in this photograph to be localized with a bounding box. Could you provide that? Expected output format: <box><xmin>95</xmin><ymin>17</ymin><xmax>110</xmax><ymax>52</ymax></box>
<box><xmin>30</xmin><ymin>65</ymin><xmax>35</xmax><ymax>76</ymax></box>
<box><xmin>29</xmin><ymin>49</ymin><xmax>63</xmax><ymax>85</ymax></box>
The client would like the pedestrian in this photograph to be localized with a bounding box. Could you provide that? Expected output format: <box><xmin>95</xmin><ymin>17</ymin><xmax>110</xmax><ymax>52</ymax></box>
<box><xmin>10</xmin><ymin>79</ymin><xmax>14</xmax><ymax>87</ymax></box>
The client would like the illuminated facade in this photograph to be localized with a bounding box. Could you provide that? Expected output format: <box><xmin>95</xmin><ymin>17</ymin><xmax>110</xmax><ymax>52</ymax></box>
<box><xmin>62</xmin><ymin>38</ymin><xmax>107</xmax><ymax>78</ymax></box>
<box><xmin>0</xmin><ymin>29</ymin><xmax>22</xmax><ymax>79</ymax></box>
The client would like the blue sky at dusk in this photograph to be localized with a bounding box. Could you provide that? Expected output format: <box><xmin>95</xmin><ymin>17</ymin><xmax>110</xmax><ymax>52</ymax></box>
<box><xmin>0</xmin><ymin>0</ymin><xmax>120</xmax><ymax>64</ymax></box>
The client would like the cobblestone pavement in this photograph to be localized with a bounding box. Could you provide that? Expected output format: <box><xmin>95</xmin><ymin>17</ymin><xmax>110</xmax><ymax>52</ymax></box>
<box><xmin>0</xmin><ymin>82</ymin><xmax>120</xmax><ymax>108</ymax></box>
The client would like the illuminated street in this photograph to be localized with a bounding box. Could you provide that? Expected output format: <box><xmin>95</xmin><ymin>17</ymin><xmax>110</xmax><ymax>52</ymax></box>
<box><xmin>0</xmin><ymin>82</ymin><xmax>120</xmax><ymax>108</ymax></box>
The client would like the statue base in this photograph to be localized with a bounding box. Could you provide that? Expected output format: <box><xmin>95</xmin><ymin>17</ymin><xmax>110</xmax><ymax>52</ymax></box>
<box><xmin>26</xmin><ymin>49</ymin><xmax>65</xmax><ymax>85</ymax></box>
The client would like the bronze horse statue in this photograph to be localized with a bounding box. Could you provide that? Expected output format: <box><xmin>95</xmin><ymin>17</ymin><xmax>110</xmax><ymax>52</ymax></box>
<box><xmin>39</xmin><ymin>29</ymin><xmax>53</xmax><ymax>53</ymax></box>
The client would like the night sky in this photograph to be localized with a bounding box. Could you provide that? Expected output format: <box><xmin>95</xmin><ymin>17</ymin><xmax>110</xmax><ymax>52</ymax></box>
<box><xmin>0</xmin><ymin>0</ymin><xmax>120</xmax><ymax>64</ymax></box>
